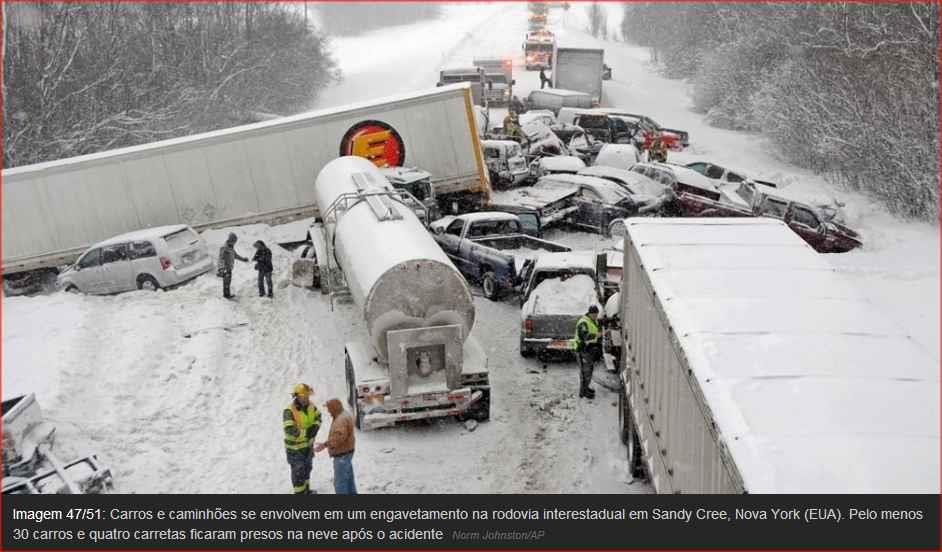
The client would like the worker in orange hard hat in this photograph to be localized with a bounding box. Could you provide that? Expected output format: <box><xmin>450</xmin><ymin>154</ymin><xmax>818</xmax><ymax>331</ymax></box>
<box><xmin>283</xmin><ymin>383</ymin><xmax>321</xmax><ymax>494</ymax></box>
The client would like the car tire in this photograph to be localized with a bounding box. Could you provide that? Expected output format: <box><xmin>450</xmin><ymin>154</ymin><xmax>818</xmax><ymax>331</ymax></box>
<box><xmin>137</xmin><ymin>275</ymin><xmax>160</xmax><ymax>291</ymax></box>
<box><xmin>65</xmin><ymin>284</ymin><xmax>80</xmax><ymax>294</ymax></box>
<box><xmin>520</xmin><ymin>339</ymin><xmax>534</xmax><ymax>358</ymax></box>
<box><xmin>481</xmin><ymin>271</ymin><xmax>500</xmax><ymax>301</ymax></box>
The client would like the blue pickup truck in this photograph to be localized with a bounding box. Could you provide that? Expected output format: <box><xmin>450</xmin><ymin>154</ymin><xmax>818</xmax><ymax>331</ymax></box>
<box><xmin>430</xmin><ymin>212</ymin><xmax>570</xmax><ymax>300</ymax></box>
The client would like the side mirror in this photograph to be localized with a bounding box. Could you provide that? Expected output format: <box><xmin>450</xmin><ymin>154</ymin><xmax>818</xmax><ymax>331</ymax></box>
<box><xmin>433</xmin><ymin>226</ymin><xmax>444</xmax><ymax>235</ymax></box>
<box><xmin>511</xmin><ymin>79</ymin><xmax>517</xmax><ymax>86</ymax></box>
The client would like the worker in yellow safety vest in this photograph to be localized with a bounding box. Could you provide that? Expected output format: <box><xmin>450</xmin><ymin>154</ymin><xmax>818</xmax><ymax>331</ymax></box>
<box><xmin>572</xmin><ymin>305</ymin><xmax>601</xmax><ymax>399</ymax></box>
<box><xmin>283</xmin><ymin>383</ymin><xmax>321</xmax><ymax>494</ymax></box>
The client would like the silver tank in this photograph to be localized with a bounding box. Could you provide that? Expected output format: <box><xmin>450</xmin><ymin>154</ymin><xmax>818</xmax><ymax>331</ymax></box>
<box><xmin>314</xmin><ymin>157</ymin><xmax>475</xmax><ymax>361</ymax></box>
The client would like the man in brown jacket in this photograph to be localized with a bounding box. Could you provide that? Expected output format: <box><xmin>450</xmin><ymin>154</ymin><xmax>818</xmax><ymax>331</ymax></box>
<box><xmin>314</xmin><ymin>399</ymin><xmax>357</xmax><ymax>494</ymax></box>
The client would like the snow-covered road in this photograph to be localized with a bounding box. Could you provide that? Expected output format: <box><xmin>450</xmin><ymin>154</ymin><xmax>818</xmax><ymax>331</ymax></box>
<box><xmin>3</xmin><ymin>3</ymin><xmax>937</xmax><ymax>494</ymax></box>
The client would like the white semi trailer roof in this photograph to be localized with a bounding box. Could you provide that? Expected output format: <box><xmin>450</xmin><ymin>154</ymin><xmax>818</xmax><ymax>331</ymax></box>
<box><xmin>623</xmin><ymin>217</ymin><xmax>939</xmax><ymax>493</ymax></box>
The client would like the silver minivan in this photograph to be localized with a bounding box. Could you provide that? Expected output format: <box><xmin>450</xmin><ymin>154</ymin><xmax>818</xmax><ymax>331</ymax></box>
<box><xmin>57</xmin><ymin>225</ymin><xmax>213</xmax><ymax>294</ymax></box>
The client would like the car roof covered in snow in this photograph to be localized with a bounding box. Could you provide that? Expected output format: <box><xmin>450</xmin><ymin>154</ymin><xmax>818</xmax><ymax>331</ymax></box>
<box><xmin>533</xmin><ymin>250</ymin><xmax>596</xmax><ymax>272</ymax></box>
<box><xmin>621</xmin><ymin>217</ymin><xmax>940</xmax><ymax>493</ymax></box>
<box><xmin>93</xmin><ymin>225</ymin><xmax>193</xmax><ymax>247</ymax></box>
<box><xmin>642</xmin><ymin>162</ymin><xmax>718</xmax><ymax>192</ymax></box>
<box><xmin>746</xmin><ymin>180</ymin><xmax>842</xmax><ymax>208</ymax></box>
<box><xmin>593</xmin><ymin>144</ymin><xmax>639</xmax><ymax>168</ymax></box>
<box><xmin>538</xmin><ymin>156</ymin><xmax>586</xmax><ymax>172</ymax></box>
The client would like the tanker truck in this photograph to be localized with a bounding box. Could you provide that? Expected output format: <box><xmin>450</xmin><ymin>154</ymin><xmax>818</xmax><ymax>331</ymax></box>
<box><xmin>310</xmin><ymin>156</ymin><xmax>491</xmax><ymax>430</ymax></box>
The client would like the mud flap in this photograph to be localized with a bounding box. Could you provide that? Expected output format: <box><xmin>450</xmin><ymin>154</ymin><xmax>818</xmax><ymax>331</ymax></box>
<box><xmin>291</xmin><ymin>258</ymin><xmax>318</xmax><ymax>288</ymax></box>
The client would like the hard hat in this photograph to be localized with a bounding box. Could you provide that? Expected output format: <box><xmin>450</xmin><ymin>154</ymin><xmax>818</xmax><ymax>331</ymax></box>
<box><xmin>292</xmin><ymin>383</ymin><xmax>312</xmax><ymax>397</ymax></box>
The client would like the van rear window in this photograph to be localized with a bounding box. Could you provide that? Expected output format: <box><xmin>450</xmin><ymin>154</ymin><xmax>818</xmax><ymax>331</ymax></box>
<box><xmin>163</xmin><ymin>228</ymin><xmax>198</xmax><ymax>250</ymax></box>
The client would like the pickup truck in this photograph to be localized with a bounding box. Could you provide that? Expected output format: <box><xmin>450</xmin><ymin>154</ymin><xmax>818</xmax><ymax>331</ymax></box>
<box><xmin>519</xmin><ymin>251</ymin><xmax>603</xmax><ymax>357</ymax></box>
<box><xmin>430</xmin><ymin>212</ymin><xmax>570</xmax><ymax>300</ymax></box>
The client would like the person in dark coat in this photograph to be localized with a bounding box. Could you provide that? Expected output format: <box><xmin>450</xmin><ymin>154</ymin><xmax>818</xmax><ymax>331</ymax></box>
<box><xmin>217</xmin><ymin>232</ymin><xmax>248</xmax><ymax>299</ymax></box>
<box><xmin>253</xmin><ymin>240</ymin><xmax>274</xmax><ymax>298</ymax></box>
<box><xmin>539</xmin><ymin>67</ymin><xmax>550</xmax><ymax>89</ymax></box>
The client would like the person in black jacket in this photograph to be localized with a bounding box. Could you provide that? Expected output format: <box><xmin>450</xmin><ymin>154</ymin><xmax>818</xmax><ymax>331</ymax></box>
<box><xmin>539</xmin><ymin>67</ymin><xmax>550</xmax><ymax>89</ymax></box>
<box><xmin>253</xmin><ymin>240</ymin><xmax>274</xmax><ymax>298</ymax></box>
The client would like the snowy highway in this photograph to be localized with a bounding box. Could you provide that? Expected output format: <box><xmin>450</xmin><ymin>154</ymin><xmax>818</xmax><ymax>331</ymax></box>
<box><xmin>3</xmin><ymin>4</ymin><xmax>938</xmax><ymax>494</ymax></box>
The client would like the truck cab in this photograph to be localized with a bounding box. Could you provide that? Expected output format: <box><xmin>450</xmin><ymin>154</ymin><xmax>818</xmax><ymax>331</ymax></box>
<box><xmin>378</xmin><ymin>166</ymin><xmax>441</xmax><ymax>222</ymax></box>
<box><xmin>481</xmin><ymin>140</ymin><xmax>530</xmax><ymax>189</ymax></box>
<box><xmin>437</xmin><ymin>67</ymin><xmax>486</xmax><ymax>106</ymax></box>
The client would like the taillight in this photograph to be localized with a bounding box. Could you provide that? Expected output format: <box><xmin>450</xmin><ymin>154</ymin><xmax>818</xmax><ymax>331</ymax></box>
<box><xmin>159</xmin><ymin>256</ymin><xmax>172</xmax><ymax>270</ymax></box>
<box><xmin>523</xmin><ymin>318</ymin><xmax>533</xmax><ymax>336</ymax></box>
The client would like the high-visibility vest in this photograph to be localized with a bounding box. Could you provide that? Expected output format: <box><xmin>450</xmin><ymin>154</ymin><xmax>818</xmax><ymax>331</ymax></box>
<box><xmin>283</xmin><ymin>403</ymin><xmax>321</xmax><ymax>451</ymax></box>
<box><xmin>571</xmin><ymin>315</ymin><xmax>600</xmax><ymax>351</ymax></box>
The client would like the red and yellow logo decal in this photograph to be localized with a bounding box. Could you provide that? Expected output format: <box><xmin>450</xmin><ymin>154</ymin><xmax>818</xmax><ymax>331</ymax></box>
<box><xmin>339</xmin><ymin>120</ymin><xmax>405</xmax><ymax>168</ymax></box>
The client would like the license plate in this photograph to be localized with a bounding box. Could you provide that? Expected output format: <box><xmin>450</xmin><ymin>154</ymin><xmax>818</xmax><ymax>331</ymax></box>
<box><xmin>548</xmin><ymin>339</ymin><xmax>570</xmax><ymax>350</ymax></box>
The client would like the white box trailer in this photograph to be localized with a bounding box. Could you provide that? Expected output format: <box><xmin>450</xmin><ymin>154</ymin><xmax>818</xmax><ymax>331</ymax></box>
<box><xmin>2</xmin><ymin>84</ymin><xmax>491</xmax><ymax>275</ymax></box>
<box><xmin>551</xmin><ymin>47</ymin><xmax>604</xmax><ymax>105</ymax></box>
<box><xmin>617</xmin><ymin>217</ymin><xmax>939</xmax><ymax>493</ymax></box>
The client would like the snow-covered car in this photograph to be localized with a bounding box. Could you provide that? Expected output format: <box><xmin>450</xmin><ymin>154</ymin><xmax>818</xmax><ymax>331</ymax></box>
<box><xmin>593</xmin><ymin>143</ymin><xmax>641</xmax><ymax>170</ymax></box>
<box><xmin>482</xmin><ymin>140</ymin><xmax>530</xmax><ymax>188</ymax></box>
<box><xmin>529</xmin><ymin>155</ymin><xmax>586</xmax><ymax>180</ymax></box>
<box><xmin>520</xmin><ymin>120</ymin><xmax>567</xmax><ymax>157</ymax></box>
<box><xmin>578</xmin><ymin>166</ymin><xmax>672</xmax><ymax>216</ymax></box>
<box><xmin>565</xmin><ymin>129</ymin><xmax>605</xmax><ymax>163</ymax></box>
<box><xmin>519</xmin><ymin>251</ymin><xmax>602</xmax><ymax>357</ymax></box>
<box><xmin>519</xmin><ymin>109</ymin><xmax>556</xmax><ymax>127</ymax></box>
<box><xmin>537</xmin><ymin>173</ymin><xmax>641</xmax><ymax>235</ymax></box>
<box><xmin>683</xmin><ymin>160</ymin><xmax>781</xmax><ymax>190</ymax></box>
<box><xmin>591</xmin><ymin>109</ymin><xmax>690</xmax><ymax>150</ymax></box>
<box><xmin>710</xmin><ymin>180</ymin><xmax>862</xmax><ymax>253</ymax></box>
<box><xmin>57</xmin><ymin>225</ymin><xmax>213</xmax><ymax>294</ymax></box>
<box><xmin>629</xmin><ymin>162</ymin><xmax>723</xmax><ymax>216</ymax></box>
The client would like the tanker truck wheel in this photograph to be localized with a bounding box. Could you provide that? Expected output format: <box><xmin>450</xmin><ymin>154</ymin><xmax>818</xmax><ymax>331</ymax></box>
<box><xmin>481</xmin><ymin>271</ymin><xmax>500</xmax><ymax>301</ymax></box>
<box><xmin>466</xmin><ymin>388</ymin><xmax>490</xmax><ymax>422</ymax></box>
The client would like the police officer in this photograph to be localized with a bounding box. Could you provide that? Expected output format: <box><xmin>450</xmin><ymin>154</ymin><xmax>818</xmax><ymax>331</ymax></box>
<box><xmin>573</xmin><ymin>305</ymin><xmax>602</xmax><ymax>399</ymax></box>
<box><xmin>283</xmin><ymin>384</ymin><xmax>321</xmax><ymax>494</ymax></box>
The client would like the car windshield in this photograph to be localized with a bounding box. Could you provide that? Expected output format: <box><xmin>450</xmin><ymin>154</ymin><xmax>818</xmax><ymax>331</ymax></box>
<box><xmin>487</xmin><ymin>74</ymin><xmax>507</xmax><ymax>84</ymax></box>
<box><xmin>507</xmin><ymin>143</ymin><xmax>522</xmax><ymax>157</ymax></box>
